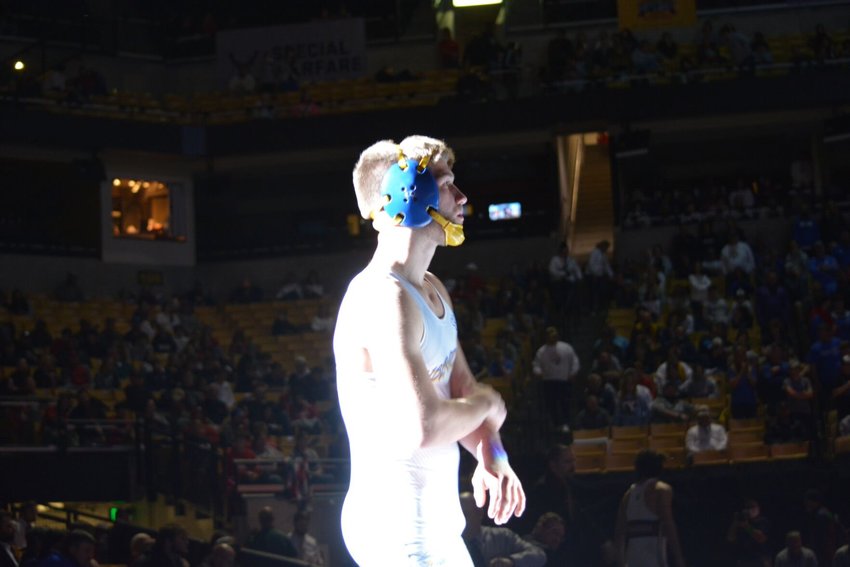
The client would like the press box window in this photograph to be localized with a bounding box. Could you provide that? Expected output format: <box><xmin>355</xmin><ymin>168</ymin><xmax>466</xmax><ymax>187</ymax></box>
<box><xmin>111</xmin><ymin>178</ymin><xmax>187</xmax><ymax>241</ymax></box>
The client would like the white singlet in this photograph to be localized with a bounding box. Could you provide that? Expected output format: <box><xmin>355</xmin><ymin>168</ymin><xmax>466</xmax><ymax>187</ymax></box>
<box><xmin>335</xmin><ymin>270</ymin><xmax>472</xmax><ymax>566</ymax></box>
<box><xmin>625</xmin><ymin>479</ymin><xmax>668</xmax><ymax>567</ymax></box>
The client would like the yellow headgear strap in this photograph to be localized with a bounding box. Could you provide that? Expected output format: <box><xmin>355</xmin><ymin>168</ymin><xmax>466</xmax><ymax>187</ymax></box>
<box><xmin>428</xmin><ymin>208</ymin><xmax>465</xmax><ymax>247</ymax></box>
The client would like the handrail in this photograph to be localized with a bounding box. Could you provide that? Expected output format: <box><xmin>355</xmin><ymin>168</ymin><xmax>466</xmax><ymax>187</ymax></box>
<box><xmin>240</xmin><ymin>546</ymin><xmax>317</xmax><ymax>567</ymax></box>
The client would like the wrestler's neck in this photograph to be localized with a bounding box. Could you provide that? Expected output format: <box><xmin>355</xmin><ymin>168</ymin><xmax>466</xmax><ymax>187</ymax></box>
<box><xmin>370</xmin><ymin>226</ymin><xmax>438</xmax><ymax>286</ymax></box>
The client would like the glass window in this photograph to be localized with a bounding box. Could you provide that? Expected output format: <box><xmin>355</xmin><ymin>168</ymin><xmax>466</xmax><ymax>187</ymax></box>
<box><xmin>111</xmin><ymin>178</ymin><xmax>186</xmax><ymax>241</ymax></box>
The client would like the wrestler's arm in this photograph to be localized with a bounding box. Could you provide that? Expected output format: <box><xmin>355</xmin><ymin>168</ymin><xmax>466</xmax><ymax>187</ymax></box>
<box><xmin>426</xmin><ymin>274</ymin><xmax>526</xmax><ymax>523</ymax></box>
<box><xmin>366</xmin><ymin>277</ymin><xmax>504</xmax><ymax>449</ymax></box>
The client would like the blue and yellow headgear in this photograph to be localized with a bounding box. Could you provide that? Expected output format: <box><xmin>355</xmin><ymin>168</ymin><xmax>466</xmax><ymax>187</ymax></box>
<box><xmin>372</xmin><ymin>148</ymin><xmax>465</xmax><ymax>246</ymax></box>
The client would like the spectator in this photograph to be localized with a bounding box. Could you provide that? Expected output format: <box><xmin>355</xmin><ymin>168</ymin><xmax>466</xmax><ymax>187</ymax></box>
<box><xmin>616</xmin><ymin>368</ymin><xmax>653</xmax><ymax>426</ymax></box>
<box><xmin>759</xmin><ymin>344</ymin><xmax>791</xmax><ymax>412</ymax></box>
<box><xmin>835</xmin><ymin>544</ymin><xmax>850</xmax><ymax>567</ymax></box>
<box><xmin>245</xmin><ymin>507</ymin><xmax>298</xmax><ymax>564</ymax></box>
<box><xmin>438</xmin><ymin>27</ymin><xmax>460</xmax><ymax>69</ymax></box>
<box><xmin>310</xmin><ymin>304</ymin><xmax>335</xmax><ymax>334</ymax></box>
<box><xmin>271</xmin><ymin>310</ymin><xmax>299</xmax><ymax>336</ymax></box>
<box><xmin>460</xmin><ymin>491</ymin><xmax>546</xmax><ymax>567</ymax></box>
<box><xmin>287</xmin><ymin>508</ymin><xmax>324</xmax><ymax>566</ymax></box>
<box><xmin>765</xmin><ymin>402</ymin><xmax>808</xmax><ymax>445</ymax></box>
<box><xmin>720</xmin><ymin>233</ymin><xmax>755</xmax><ymax>275</ymax></box>
<box><xmin>302</xmin><ymin>271</ymin><xmax>324</xmax><ymax>299</ymax></box>
<box><xmin>685</xmin><ymin>405</ymin><xmax>727</xmax><ymax>455</ymax></box>
<box><xmin>729</xmin><ymin>348</ymin><xmax>759</xmax><ymax>418</ymax></box>
<box><xmin>679</xmin><ymin>363</ymin><xmax>718</xmax><ymax>399</ymax></box>
<box><xmin>808</xmin><ymin>324</ymin><xmax>842</xmax><ymax>399</ymax></box>
<box><xmin>548</xmin><ymin>242</ymin><xmax>582</xmax><ymax>321</ymax></box>
<box><xmin>520</xmin><ymin>444</ymin><xmax>576</xmax><ymax>536</ymax></box>
<box><xmin>756</xmin><ymin>270</ymin><xmax>791</xmax><ymax>333</ymax></box>
<box><xmin>275</xmin><ymin>273</ymin><xmax>303</xmax><ymax>301</ymax></box>
<box><xmin>0</xmin><ymin>510</ymin><xmax>17</xmax><ymax>567</ymax></box>
<box><xmin>751</xmin><ymin>32</ymin><xmax>774</xmax><ymax>65</ymax></box>
<box><xmin>726</xmin><ymin>498</ymin><xmax>770</xmax><ymax>567</ymax></box>
<box><xmin>532</xmin><ymin>326</ymin><xmax>580</xmax><ymax>427</ymax></box>
<box><xmin>720</xmin><ymin>25</ymin><xmax>754</xmax><ymax>71</ymax></box>
<box><xmin>135</xmin><ymin>524</ymin><xmax>189</xmax><ymax>567</ymax></box>
<box><xmin>575</xmin><ymin>394</ymin><xmax>612</xmax><ymax>430</ymax></box>
<box><xmin>832</xmin><ymin>355</ymin><xmax>850</xmax><ymax>419</ymax></box>
<box><xmin>704</xmin><ymin>286</ymin><xmax>731</xmax><ymax>326</ymax></box>
<box><xmin>775</xmin><ymin>531</ymin><xmax>817</xmax><ymax>567</ymax></box>
<box><xmin>656</xmin><ymin>32</ymin><xmax>678</xmax><ymax>60</ymax></box>
<box><xmin>654</xmin><ymin>349</ymin><xmax>692</xmax><ymax>391</ymax></box>
<box><xmin>784</xmin><ymin>361</ymin><xmax>814</xmax><ymax>427</ymax></box>
<box><xmin>651</xmin><ymin>381</ymin><xmax>692</xmax><ymax>424</ymax></box>
<box><xmin>808</xmin><ymin>241</ymin><xmax>840</xmax><ymax>296</ymax></box>
<box><xmin>128</xmin><ymin>533</ymin><xmax>155</xmax><ymax>566</ymax></box>
<box><xmin>524</xmin><ymin>512</ymin><xmax>568</xmax><ymax>566</ymax></box>
<box><xmin>199</xmin><ymin>542</ymin><xmax>235</xmax><ymax>567</ymax></box>
<box><xmin>230</xmin><ymin>279</ymin><xmax>263</xmax><ymax>303</ymax></box>
<box><xmin>803</xmin><ymin>489</ymin><xmax>842</xmax><ymax>563</ymax></box>
<box><xmin>586</xmin><ymin>240</ymin><xmax>614</xmax><ymax>313</ymax></box>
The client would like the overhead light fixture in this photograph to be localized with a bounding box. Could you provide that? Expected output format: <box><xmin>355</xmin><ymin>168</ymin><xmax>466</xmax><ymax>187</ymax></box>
<box><xmin>13</xmin><ymin>60</ymin><xmax>24</xmax><ymax>71</ymax></box>
<box><xmin>112</xmin><ymin>178</ymin><xmax>121</xmax><ymax>186</ymax></box>
<box><xmin>452</xmin><ymin>0</ymin><xmax>503</xmax><ymax>6</ymax></box>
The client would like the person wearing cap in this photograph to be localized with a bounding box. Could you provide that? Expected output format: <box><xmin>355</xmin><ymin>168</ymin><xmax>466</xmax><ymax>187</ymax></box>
<box><xmin>334</xmin><ymin>136</ymin><xmax>524</xmax><ymax>566</ymax></box>
<box><xmin>532</xmin><ymin>326</ymin><xmax>581</xmax><ymax>428</ymax></box>
<box><xmin>685</xmin><ymin>405</ymin><xmax>727</xmax><ymax>455</ymax></box>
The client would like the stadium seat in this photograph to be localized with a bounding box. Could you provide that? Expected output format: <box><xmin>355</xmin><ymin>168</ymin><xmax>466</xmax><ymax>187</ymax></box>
<box><xmin>692</xmin><ymin>449</ymin><xmax>729</xmax><ymax>466</ymax></box>
<box><xmin>769</xmin><ymin>442</ymin><xmax>809</xmax><ymax>460</ymax></box>
<box><xmin>728</xmin><ymin>443</ymin><xmax>770</xmax><ymax>463</ymax></box>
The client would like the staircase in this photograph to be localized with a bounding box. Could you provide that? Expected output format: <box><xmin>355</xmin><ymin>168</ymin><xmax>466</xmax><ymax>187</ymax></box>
<box><xmin>570</xmin><ymin>142</ymin><xmax>615</xmax><ymax>260</ymax></box>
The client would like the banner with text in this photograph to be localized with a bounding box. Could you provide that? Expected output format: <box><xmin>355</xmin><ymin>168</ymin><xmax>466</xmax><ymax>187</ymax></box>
<box><xmin>617</xmin><ymin>0</ymin><xmax>696</xmax><ymax>30</ymax></box>
<box><xmin>216</xmin><ymin>19</ymin><xmax>366</xmax><ymax>86</ymax></box>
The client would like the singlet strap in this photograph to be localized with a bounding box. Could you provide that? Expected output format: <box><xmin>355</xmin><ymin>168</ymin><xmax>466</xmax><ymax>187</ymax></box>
<box><xmin>388</xmin><ymin>272</ymin><xmax>447</xmax><ymax>321</ymax></box>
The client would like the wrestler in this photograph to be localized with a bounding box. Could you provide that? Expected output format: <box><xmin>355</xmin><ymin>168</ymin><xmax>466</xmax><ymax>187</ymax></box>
<box><xmin>333</xmin><ymin>135</ymin><xmax>525</xmax><ymax>566</ymax></box>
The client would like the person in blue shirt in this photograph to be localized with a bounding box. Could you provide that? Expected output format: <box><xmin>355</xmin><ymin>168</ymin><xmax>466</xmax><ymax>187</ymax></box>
<box><xmin>807</xmin><ymin>241</ymin><xmax>839</xmax><ymax>296</ymax></box>
<box><xmin>807</xmin><ymin>324</ymin><xmax>842</xmax><ymax>401</ymax></box>
<box><xmin>792</xmin><ymin>208</ymin><xmax>820</xmax><ymax>251</ymax></box>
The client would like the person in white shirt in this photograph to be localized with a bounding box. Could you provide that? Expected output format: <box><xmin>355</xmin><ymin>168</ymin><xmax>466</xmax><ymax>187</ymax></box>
<box><xmin>532</xmin><ymin>327</ymin><xmax>580</xmax><ymax>427</ymax></box>
<box><xmin>688</xmin><ymin>262</ymin><xmax>712</xmax><ymax>305</ymax></box>
<box><xmin>720</xmin><ymin>234</ymin><xmax>756</xmax><ymax>275</ymax></box>
<box><xmin>685</xmin><ymin>406</ymin><xmax>728</xmax><ymax>455</ymax></box>
<box><xmin>288</xmin><ymin>509</ymin><xmax>325</xmax><ymax>566</ymax></box>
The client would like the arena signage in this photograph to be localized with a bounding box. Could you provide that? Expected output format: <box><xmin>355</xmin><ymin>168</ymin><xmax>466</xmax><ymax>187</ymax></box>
<box><xmin>216</xmin><ymin>18</ymin><xmax>367</xmax><ymax>85</ymax></box>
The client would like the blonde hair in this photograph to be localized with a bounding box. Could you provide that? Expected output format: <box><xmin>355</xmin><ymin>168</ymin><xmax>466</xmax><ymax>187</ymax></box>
<box><xmin>352</xmin><ymin>135</ymin><xmax>455</xmax><ymax>219</ymax></box>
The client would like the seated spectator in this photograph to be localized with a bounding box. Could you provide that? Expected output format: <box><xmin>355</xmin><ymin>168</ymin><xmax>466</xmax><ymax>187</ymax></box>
<box><xmin>765</xmin><ymin>402</ymin><xmax>808</xmax><ymax>445</ymax></box>
<box><xmin>726</xmin><ymin>498</ymin><xmax>770</xmax><ymax>567</ymax></box>
<box><xmin>460</xmin><ymin>492</ymin><xmax>546</xmax><ymax>567</ymax></box>
<box><xmin>631</xmin><ymin>40</ymin><xmax>661</xmax><ymax>74</ymax></box>
<box><xmin>129</xmin><ymin>532</ymin><xmax>155</xmax><ymax>566</ymax></box>
<box><xmin>721</xmin><ymin>233</ymin><xmax>755</xmax><ymax>275</ymax></box>
<box><xmin>245</xmin><ymin>507</ymin><xmax>298</xmax><ymax>562</ymax></box>
<box><xmin>616</xmin><ymin>369</ymin><xmax>652</xmax><ymax>426</ymax></box>
<box><xmin>656</xmin><ymin>32</ymin><xmax>678</xmax><ymax>60</ymax></box>
<box><xmin>651</xmin><ymin>381</ymin><xmax>693</xmax><ymax>424</ymax></box>
<box><xmin>775</xmin><ymin>531</ymin><xmax>818</xmax><ymax>567</ymax></box>
<box><xmin>784</xmin><ymin>361</ymin><xmax>814</xmax><ymax>424</ymax></box>
<box><xmin>271</xmin><ymin>310</ymin><xmax>300</xmax><ymax>336</ymax></box>
<box><xmin>704</xmin><ymin>287</ymin><xmax>731</xmax><ymax>327</ymax></box>
<box><xmin>302</xmin><ymin>271</ymin><xmax>325</xmax><ymax>299</ymax></box>
<box><xmin>584</xmin><ymin>372</ymin><xmax>618</xmax><ymax>416</ymax></box>
<box><xmin>287</xmin><ymin>509</ymin><xmax>325</xmax><ymax>566</ymax></box>
<box><xmin>685</xmin><ymin>405</ymin><xmax>727</xmax><ymax>455</ymax></box>
<box><xmin>803</xmin><ymin>489</ymin><xmax>842</xmax><ymax>564</ymax></box>
<box><xmin>575</xmin><ymin>395</ymin><xmax>612</xmax><ymax>430</ymax></box>
<box><xmin>808</xmin><ymin>241</ymin><xmax>840</xmax><ymax>296</ymax></box>
<box><xmin>679</xmin><ymin>363</ymin><xmax>718</xmax><ymax>399</ymax></box>
<box><xmin>275</xmin><ymin>273</ymin><xmax>303</xmax><ymax>301</ymax></box>
<box><xmin>654</xmin><ymin>349</ymin><xmax>692</xmax><ymax>391</ymax></box>
<box><xmin>136</xmin><ymin>524</ymin><xmax>190</xmax><ymax>567</ymax></box>
<box><xmin>310</xmin><ymin>304</ymin><xmax>335</xmax><ymax>334</ymax></box>
<box><xmin>835</xmin><ymin>544</ymin><xmax>849</xmax><ymax>567</ymax></box>
<box><xmin>759</xmin><ymin>344</ymin><xmax>791</xmax><ymax>412</ymax></box>
<box><xmin>198</xmin><ymin>542</ymin><xmax>235</xmax><ymax>567</ymax></box>
<box><xmin>808</xmin><ymin>324</ymin><xmax>842</xmax><ymax>398</ymax></box>
<box><xmin>230</xmin><ymin>279</ymin><xmax>263</xmax><ymax>303</ymax></box>
<box><xmin>524</xmin><ymin>512</ymin><xmax>568</xmax><ymax>566</ymax></box>
<box><xmin>756</xmin><ymin>270</ymin><xmax>791</xmax><ymax>333</ymax></box>
<box><xmin>751</xmin><ymin>33</ymin><xmax>774</xmax><ymax>65</ymax></box>
<box><xmin>292</xmin><ymin>428</ymin><xmax>333</xmax><ymax>484</ymax></box>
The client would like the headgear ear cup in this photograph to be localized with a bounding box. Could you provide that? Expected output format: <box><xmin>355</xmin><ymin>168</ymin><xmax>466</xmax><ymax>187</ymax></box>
<box><xmin>374</xmin><ymin>148</ymin><xmax>465</xmax><ymax>246</ymax></box>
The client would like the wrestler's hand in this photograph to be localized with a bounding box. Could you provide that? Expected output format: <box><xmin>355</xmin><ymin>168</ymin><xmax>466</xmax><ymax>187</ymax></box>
<box><xmin>472</xmin><ymin>444</ymin><xmax>526</xmax><ymax>525</ymax></box>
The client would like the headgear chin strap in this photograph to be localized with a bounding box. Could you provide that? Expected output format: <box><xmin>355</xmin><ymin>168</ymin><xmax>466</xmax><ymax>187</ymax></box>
<box><xmin>373</xmin><ymin>148</ymin><xmax>465</xmax><ymax>247</ymax></box>
<box><xmin>428</xmin><ymin>208</ymin><xmax>465</xmax><ymax>247</ymax></box>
